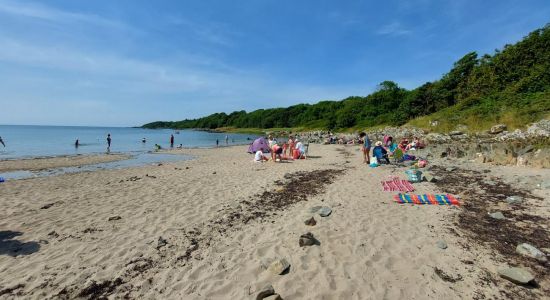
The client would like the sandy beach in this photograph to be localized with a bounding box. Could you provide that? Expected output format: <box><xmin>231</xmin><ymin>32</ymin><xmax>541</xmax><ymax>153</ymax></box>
<box><xmin>1</xmin><ymin>145</ymin><xmax>549</xmax><ymax>299</ymax></box>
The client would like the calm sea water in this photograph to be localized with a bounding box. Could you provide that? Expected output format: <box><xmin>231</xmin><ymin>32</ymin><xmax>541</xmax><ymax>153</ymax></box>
<box><xmin>0</xmin><ymin>125</ymin><xmax>256</xmax><ymax>160</ymax></box>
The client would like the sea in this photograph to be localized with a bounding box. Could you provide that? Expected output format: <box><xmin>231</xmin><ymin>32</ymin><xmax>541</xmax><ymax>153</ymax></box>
<box><xmin>0</xmin><ymin>125</ymin><xmax>258</xmax><ymax>180</ymax></box>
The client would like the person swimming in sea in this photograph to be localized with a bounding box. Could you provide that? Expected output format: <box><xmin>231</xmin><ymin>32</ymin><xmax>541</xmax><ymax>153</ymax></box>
<box><xmin>142</xmin><ymin>137</ymin><xmax>146</xmax><ymax>143</ymax></box>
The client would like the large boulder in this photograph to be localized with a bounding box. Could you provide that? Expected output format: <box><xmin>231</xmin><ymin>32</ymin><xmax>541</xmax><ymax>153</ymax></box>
<box><xmin>490</xmin><ymin>124</ymin><xmax>507</xmax><ymax>134</ymax></box>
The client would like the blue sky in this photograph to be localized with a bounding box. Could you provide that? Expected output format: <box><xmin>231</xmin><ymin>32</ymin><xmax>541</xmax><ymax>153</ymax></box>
<box><xmin>0</xmin><ymin>0</ymin><xmax>548</xmax><ymax>126</ymax></box>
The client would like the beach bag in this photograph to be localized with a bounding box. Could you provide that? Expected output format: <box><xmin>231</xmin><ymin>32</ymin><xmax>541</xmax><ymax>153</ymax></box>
<box><xmin>405</xmin><ymin>169</ymin><xmax>423</xmax><ymax>183</ymax></box>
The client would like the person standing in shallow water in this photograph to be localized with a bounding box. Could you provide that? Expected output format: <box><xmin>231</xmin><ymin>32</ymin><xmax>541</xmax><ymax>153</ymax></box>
<box><xmin>170</xmin><ymin>134</ymin><xmax>174</xmax><ymax>148</ymax></box>
<box><xmin>75</xmin><ymin>138</ymin><xmax>79</xmax><ymax>148</ymax></box>
<box><xmin>0</xmin><ymin>136</ymin><xmax>5</xmax><ymax>147</ymax></box>
<box><xmin>107</xmin><ymin>134</ymin><xmax>112</xmax><ymax>149</ymax></box>
<box><xmin>216</xmin><ymin>139</ymin><xmax>219</xmax><ymax>147</ymax></box>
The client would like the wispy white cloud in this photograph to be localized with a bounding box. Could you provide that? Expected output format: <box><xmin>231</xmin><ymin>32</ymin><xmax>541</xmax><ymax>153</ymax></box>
<box><xmin>376</xmin><ymin>21</ymin><xmax>411</xmax><ymax>36</ymax></box>
<box><xmin>166</xmin><ymin>15</ymin><xmax>237</xmax><ymax>47</ymax></box>
<box><xmin>0</xmin><ymin>0</ymin><xmax>131</xmax><ymax>31</ymax></box>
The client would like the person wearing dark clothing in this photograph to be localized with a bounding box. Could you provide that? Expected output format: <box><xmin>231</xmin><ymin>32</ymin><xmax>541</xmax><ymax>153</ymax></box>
<box><xmin>107</xmin><ymin>134</ymin><xmax>112</xmax><ymax>148</ymax></box>
<box><xmin>170</xmin><ymin>134</ymin><xmax>174</xmax><ymax>148</ymax></box>
<box><xmin>75</xmin><ymin>139</ymin><xmax>79</xmax><ymax>148</ymax></box>
<box><xmin>0</xmin><ymin>136</ymin><xmax>5</xmax><ymax>147</ymax></box>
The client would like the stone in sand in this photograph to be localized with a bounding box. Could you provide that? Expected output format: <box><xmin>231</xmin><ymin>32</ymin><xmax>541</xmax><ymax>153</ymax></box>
<box><xmin>299</xmin><ymin>232</ymin><xmax>318</xmax><ymax>247</ymax></box>
<box><xmin>264</xmin><ymin>294</ymin><xmax>283</xmax><ymax>300</ymax></box>
<box><xmin>267</xmin><ymin>258</ymin><xmax>290</xmax><ymax>275</ymax></box>
<box><xmin>422</xmin><ymin>172</ymin><xmax>436</xmax><ymax>182</ymax></box>
<box><xmin>309</xmin><ymin>206</ymin><xmax>322</xmax><ymax>213</ymax></box>
<box><xmin>108</xmin><ymin>216</ymin><xmax>121</xmax><ymax>221</ymax></box>
<box><xmin>436</xmin><ymin>240</ymin><xmax>448</xmax><ymax>249</ymax></box>
<box><xmin>256</xmin><ymin>284</ymin><xmax>275</xmax><ymax>300</ymax></box>
<box><xmin>516</xmin><ymin>243</ymin><xmax>548</xmax><ymax>262</ymax></box>
<box><xmin>505</xmin><ymin>196</ymin><xmax>523</xmax><ymax>205</ymax></box>
<box><xmin>498</xmin><ymin>267</ymin><xmax>535</xmax><ymax>285</ymax></box>
<box><xmin>445</xmin><ymin>167</ymin><xmax>456</xmax><ymax>172</ymax></box>
<box><xmin>488</xmin><ymin>212</ymin><xmax>505</xmax><ymax>220</ymax></box>
<box><xmin>305</xmin><ymin>217</ymin><xmax>317</xmax><ymax>226</ymax></box>
<box><xmin>157</xmin><ymin>236</ymin><xmax>168</xmax><ymax>249</ymax></box>
<box><xmin>318</xmin><ymin>206</ymin><xmax>332</xmax><ymax>217</ymax></box>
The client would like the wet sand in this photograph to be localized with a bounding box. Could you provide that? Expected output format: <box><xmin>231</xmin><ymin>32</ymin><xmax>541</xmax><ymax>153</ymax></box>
<box><xmin>0</xmin><ymin>153</ymin><xmax>130</xmax><ymax>172</ymax></box>
<box><xmin>0</xmin><ymin>145</ymin><xmax>548</xmax><ymax>299</ymax></box>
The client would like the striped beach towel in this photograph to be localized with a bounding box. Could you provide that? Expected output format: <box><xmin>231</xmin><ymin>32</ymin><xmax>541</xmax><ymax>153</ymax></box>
<box><xmin>382</xmin><ymin>178</ymin><xmax>415</xmax><ymax>192</ymax></box>
<box><xmin>394</xmin><ymin>193</ymin><xmax>460</xmax><ymax>206</ymax></box>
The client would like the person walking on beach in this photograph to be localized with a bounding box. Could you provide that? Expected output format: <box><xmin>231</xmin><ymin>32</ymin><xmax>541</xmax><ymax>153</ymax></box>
<box><xmin>0</xmin><ymin>136</ymin><xmax>5</xmax><ymax>147</ymax></box>
<box><xmin>359</xmin><ymin>132</ymin><xmax>371</xmax><ymax>164</ymax></box>
<box><xmin>170</xmin><ymin>134</ymin><xmax>174</xmax><ymax>148</ymax></box>
<box><xmin>107</xmin><ymin>134</ymin><xmax>112</xmax><ymax>149</ymax></box>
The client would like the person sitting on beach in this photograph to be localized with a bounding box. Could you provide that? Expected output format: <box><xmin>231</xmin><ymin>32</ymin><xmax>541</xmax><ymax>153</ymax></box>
<box><xmin>177</xmin><ymin>144</ymin><xmax>183</xmax><ymax>149</ymax></box>
<box><xmin>406</xmin><ymin>137</ymin><xmax>422</xmax><ymax>151</ymax></box>
<box><xmin>398</xmin><ymin>139</ymin><xmax>409</xmax><ymax>152</ymax></box>
<box><xmin>384</xmin><ymin>136</ymin><xmax>398</xmax><ymax>154</ymax></box>
<box><xmin>254</xmin><ymin>150</ymin><xmax>269</xmax><ymax>162</ymax></box>
<box><xmin>154</xmin><ymin>144</ymin><xmax>162</xmax><ymax>151</ymax></box>
<box><xmin>373</xmin><ymin>141</ymin><xmax>390</xmax><ymax>164</ymax></box>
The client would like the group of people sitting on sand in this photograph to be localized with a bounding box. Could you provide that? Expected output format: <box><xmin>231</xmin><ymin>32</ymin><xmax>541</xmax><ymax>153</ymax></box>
<box><xmin>359</xmin><ymin>132</ymin><xmax>424</xmax><ymax>165</ymax></box>
<box><xmin>254</xmin><ymin>134</ymin><xmax>307</xmax><ymax>163</ymax></box>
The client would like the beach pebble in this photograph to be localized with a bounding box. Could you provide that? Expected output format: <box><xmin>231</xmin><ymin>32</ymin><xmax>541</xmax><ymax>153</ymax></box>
<box><xmin>422</xmin><ymin>172</ymin><xmax>436</xmax><ymax>182</ymax></box>
<box><xmin>516</xmin><ymin>243</ymin><xmax>548</xmax><ymax>262</ymax></box>
<box><xmin>304</xmin><ymin>217</ymin><xmax>317</xmax><ymax>226</ymax></box>
<box><xmin>436</xmin><ymin>240</ymin><xmax>448</xmax><ymax>249</ymax></box>
<box><xmin>256</xmin><ymin>284</ymin><xmax>275</xmax><ymax>300</ymax></box>
<box><xmin>267</xmin><ymin>258</ymin><xmax>290</xmax><ymax>275</ymax></box>
<box><xmin>299</xmin><ymin>232</ymin><xmax>319</xmax><ymax>247</ymax></box>
<box><xmin>505</xmin><ymin>196</ymin><xmax>523</xmax><ymax>205</ymax></box>
<box><xmin>445</xmin><ymin>167</ymin><xmax>456</xmax><ymax>172</ymax></box>
<box><xmin>318</xmin><ymin>207</ymin><xmax>332</xmax><ymax>217</ymax></box>
<box><xmin>309</xmin><ymin>206</ymin><xmax>322</xmax><ymax>213</ymax></box>
<box><xmin>488</xmin><ymin>212</ymin><xmax>505</xmax><ymax>220</ymax></box>
<box><xmin>498</xmin><ymin>267</ymin><xmax>535</xmax><ymax>285</ymax></box>
<box><xmin>108</xmin><ymin>216</ymin><xmax>122</xmax><ymax>221</ymax></box>
<box><xmin>156</xmin><ymin>236</ymin><xmax>168</xmax><ymax>250</ymax></box>
<box><xmin>263</xmin><ymin>294</ymin><xmax>283</xmax><ymax>300</ymax></box>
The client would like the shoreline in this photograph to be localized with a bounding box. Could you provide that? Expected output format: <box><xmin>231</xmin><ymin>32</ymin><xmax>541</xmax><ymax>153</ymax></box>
<box><xmin>0</xmin><ymin>144</ymin><xmax>548</xmax><ymax>298</ymax></box>
<box><xmin>0</xmin><ymin>153</ymin><xmax>131</xmax><ymax>172</ymax></box>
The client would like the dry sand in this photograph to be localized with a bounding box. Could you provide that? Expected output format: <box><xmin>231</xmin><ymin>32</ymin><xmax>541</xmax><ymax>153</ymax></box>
<box><xmin>0</xmin><ymin>153</ymin><xmax>130</xmax><ymax>172</ymax></box>
<box><xmin>0</xmin><ymin>145</ymin><xmax>548</xmax><ymax>299</ymax></box>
